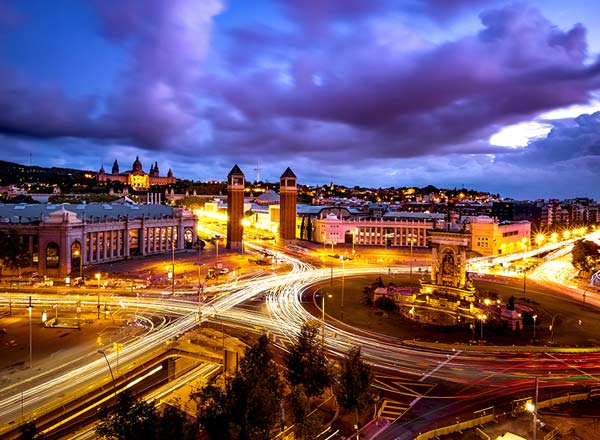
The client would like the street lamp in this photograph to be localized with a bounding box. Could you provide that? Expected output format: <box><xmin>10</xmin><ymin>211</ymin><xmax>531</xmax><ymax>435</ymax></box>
<box><xmin>95</xmin><ymin>273</ymin><xmax>101</xmax><ymax>319</ymax></box>
<box><xmin>549</xmin><ymin>314</ymin><xmax>559</xmax><ymax>343</ymax></box>
<box><xmin>317</xmin><ymin>291</ymin><xmax>332</xmax><ymax>347</ymax></box>
<box><xmin>98</xmin><ymin>349</ymin><xmax>117</xmax><ymax>399</ymax></box>
<box><xmin>28</xmin><ymin>296</ymin><xmax>32</xmax><ymax>369</ymax></box>
<box><xmin>207</xmin><ymin>305</ymin><xmax>226</xmax><ymax>382</ymax></box>
<box><xmin>526</xmin><ymin>377</ymin><xmax>539</xmax><ymax>440</ymax></box>
<box><xmin>408</xmin><ymin>232</ymin><xmax>416</xmax><ymax>278</ymax></box>
<box><xmin>112</xmin><ymin>342</ymin><xmax>123</xmax><ymax>375</ymax></box>
<box><xmin>533</xmin><ymin>314</ymin><xmax>538</xmax><ymax>341</ymax></box>
<box><xmin>535</xmin><ymin>233</ymin><xmax>545</xmax><ymax>248</ymax></box>
<box><xmin>168</xmin><ymin>235</ymin><xmax>176</xmax><ymax>296</ymax></box>
<box><xmin>478</xmin><ymin>314</ymin><xmax>486</xmax><ymax>339</ymax></box>
<box><xmin>340</xmin><ymin>255</ymin><xmax>346</xmax><ymax>321</ymax></box>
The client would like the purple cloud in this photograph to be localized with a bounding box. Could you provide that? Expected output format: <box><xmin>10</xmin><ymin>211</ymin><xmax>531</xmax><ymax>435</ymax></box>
<box><xmin>211</xmin><ymin>3</ymin><xmax>598</xmax><ymax>164</ymax></box>
<box><xmin>0</xmin><ymin>0</ymin><xmax>222</xmax><ymax>149</ymax></box>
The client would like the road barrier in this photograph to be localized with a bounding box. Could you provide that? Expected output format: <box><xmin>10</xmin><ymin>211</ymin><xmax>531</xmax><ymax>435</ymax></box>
<box><xmin>414</xmin><ymin>412</ymin><xmax>495</xmax><ymax>440</ymax></box>
<box><xmin>415</xmin><ymin>390</ymin><xmax>592</xmax><ymax>440</ymax></box>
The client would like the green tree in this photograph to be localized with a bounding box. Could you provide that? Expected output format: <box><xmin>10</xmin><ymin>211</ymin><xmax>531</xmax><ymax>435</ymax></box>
<box><xmin>374</xmin><ymin>296</ymin><xmax>398</xmax><ymax>311</ymax></box>
<box><xmin>96</xmin><ymin>391</ymin><xmax>157</xmax><ymax>440</ymax></box>
<box><xmin>229</xmin><ymin>335</ymin><xmax>284</xmax><ymax>440</ymax></box>
<box><xmin>334</xmin><ymin>347</ymin><xmax>375</xmax><ymax>432</ymax></box>
<box><xmin>195</xmin><ymin>380</ymin><xmax>231</xmax><ymax>440</ymax></box>
<box><xmin>285</xmin><ymin>321</ymin><xmax>331</xmax><ymax>398</ymax></box>
<box><xmin>289</xmin><ymin>385</ymin><xmax>323</xmax><ymax>440</ymax></box>
<box><xmin>156</xmin><ymin>400</ymin><xmax>199</xmax><ymax>440</ymax></box>
<box><xmin>572</xmin><ymin>239</ymin><xmax>600</xmax><ymax>272</ymax></box>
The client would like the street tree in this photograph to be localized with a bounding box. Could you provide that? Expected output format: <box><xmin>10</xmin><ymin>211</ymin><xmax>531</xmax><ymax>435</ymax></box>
<box><xmin>0</xmin><ymin>231</ymin><xmax>32</xmax><ymax>276</ymax></box>
<box><xmin>285</xmin><ymin>321</ymin><xmax>331</xmax><ymax>398</ymax></box>
<box><xmin>195</xmin><ymin>380</ymin><xmax>231</xmax><ymax>440</ymax></box>
<box><xmin>572</xmin><ymin>239</ymin><xmax>600</xmax><ymax>272</ymax></box>
<box><xmin>289</xmin><ymin>385</ymin><xmax>323</xmax><ymax>440</ymax></box>
<box><xmin>334</xmin><ymin>347</ymin><xmax>375</xmax><ymax>432</ymax></box>
<box><xmin>228</xmin><ymin>335</ymin><xmax>284</xmax><ymax>440</ymax></box>
<box><xmin>156</xmin><ymin>400</ymin><xmax>199</xmax><ymax>440</ymax></box>
<box><xmin>96</xmin><ymin>391</ymin><xmax>157</xmax><ymax>440</ymax></box>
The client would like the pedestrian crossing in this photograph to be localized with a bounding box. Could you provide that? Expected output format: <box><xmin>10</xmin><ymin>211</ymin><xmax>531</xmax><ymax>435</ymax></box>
<box><xmin>373</xmin><ymin>374</ymin><xmax>436</xmax><ymax>423</ymax></box>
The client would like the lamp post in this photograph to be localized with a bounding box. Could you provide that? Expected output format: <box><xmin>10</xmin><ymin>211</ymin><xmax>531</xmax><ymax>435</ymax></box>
<box><xmin>207</xmin><ymin>305</ymin><xmax>226</xmax><ymax>382</ymax></box>
<box><xmin>340</xmin><ymin>255</ymin><xmax>346</xmax><ymax>321</ymax></box>
<box><xmin>317</xmin><ymin>291</ymin><xmax>332</xmax><ymax>348</ymax></box>
<box><xmin>526</xmin><ymin>377</ymin><xmax>539</xmax><ymax>440</ymax></box>
<box><xmin>98</xmin><ymin>349</ymin><xmax>117</xmax><ymax>399</ymax></box>
<box><xmin>112</xmin><ymin>343</ymin><xmax>123</xmax><ymax>375</ymax></box>
<box><xmin>95</xmin><ymin>273</ymin><xmax>101</xmax><ymax>320</ymax></box>
<box><xmin>171</xmin><ymin>237</ymin><xmax>175</xmax><ymax>296</ymax></box>
<box><xmin>478</xmin><ymin>314</ymin><xmax>486</xmax><ymax>339</ymax></box>
<box><xmin>549</xmin><ymin>314</ymin><xmax>558</xmax><ymax>343</ymax></box>
<box><xmin>532</xmin><ymin>314</ymin><xmax>537</xmax><ymax>341</ymax></box>
<box><xmin>28</xmin><ymin>296</ymin><xmax>32</xmax><ymax>369</ymax></box>
<box><xmin>408</xmin><ymin>232</ymin><xmax>416</xmax><ymax>278</ymax></box>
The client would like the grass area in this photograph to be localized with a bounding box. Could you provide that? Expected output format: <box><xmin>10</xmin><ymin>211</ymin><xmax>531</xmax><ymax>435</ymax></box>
<box><xmin>318</xmin><ymin>274</ymin><xmax>600</xmax><ymax>347</ymax></box>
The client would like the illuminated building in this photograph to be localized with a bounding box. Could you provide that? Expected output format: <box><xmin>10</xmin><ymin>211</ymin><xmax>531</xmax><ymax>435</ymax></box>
<box><xmin>226</xmin><ymin>165</ymin><xmax>245</xmax><ymax>250</ymax></box>
<box><xmin>96</xmin><ymin>156</ymin><xmax>176</xmax><ymax>189</ymax></box>
<box><xmin>0</xmin><ymin>202</ymin><xmax>197</xmax><ymax>278</ymax></box>
<box><xmin>279</xmin><ymin>167</ymin><xmax>297</xmax><ymax>244</ymax></box>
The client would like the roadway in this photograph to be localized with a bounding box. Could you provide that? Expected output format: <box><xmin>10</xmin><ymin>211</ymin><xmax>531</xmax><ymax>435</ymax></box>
<box><xmin>1</xmin><ymin>236</ymin><xmax>599</xmax><ymax>438</ymax></box>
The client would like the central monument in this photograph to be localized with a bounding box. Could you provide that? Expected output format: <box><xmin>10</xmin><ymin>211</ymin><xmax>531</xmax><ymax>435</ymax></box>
<box><xmin>421</xmin><ymin>216</ymin><xmax>475</xmax><ymax>301</ymax></box>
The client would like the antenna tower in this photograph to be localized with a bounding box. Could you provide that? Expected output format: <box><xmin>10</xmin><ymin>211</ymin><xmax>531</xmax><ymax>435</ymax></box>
<box><xmin>253</xmin><ymin>165</ymin><xmax>262</xmax><ymax>183</ymax></box>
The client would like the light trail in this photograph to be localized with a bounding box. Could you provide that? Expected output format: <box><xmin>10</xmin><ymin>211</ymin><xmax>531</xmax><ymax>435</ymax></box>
<box><xmin>1</xmin><ymin>234</ymin><xmax>600</xmax><ymax>436</ymax></box>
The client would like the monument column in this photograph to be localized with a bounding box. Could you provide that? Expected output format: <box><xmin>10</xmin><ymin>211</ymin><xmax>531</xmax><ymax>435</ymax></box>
<box><xmin>226</xmin><ymin>165</ymin><xmax>245</xmax><ymax>250</ymax></box>
<box><xmin>279</xmin><ymin>167</ymin><xmax>297</xmax><ymax>244</ymax></box>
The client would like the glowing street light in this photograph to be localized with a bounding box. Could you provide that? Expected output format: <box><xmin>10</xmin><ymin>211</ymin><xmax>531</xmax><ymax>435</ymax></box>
<box><xmin>113</xmin><ymin>343</ymin><xmax>123</xmax><ymax>375</ymax></box>
<box><xmin>28</xmin><ymin>296</ymin><xmax>32</xmax><ymax>369</ymax></box>
<box><xmin>408</xmin><ymin>232</ymin><xmax>417</xmax><ymax>278</ymax></box>
<box><xmin>340</xmin><ymin>255</ymin><xmax>346</xmax><ymax>321</ymax></box>
<box><xmin>535</xmin><ymin>233</ymin><xmax>545</xmax><ymax>247</ymax></box>
<box><xmin>533</xmin><ymin>314</ymin><xmax>538</xmax><ymax>341</ymax></box>
<box><xmin>526</xmin><ymin>377</ymin><xmax>539</xmax><ymax>440</ymax></box>
<box><xmin>95</xmin><ymin>273</ymin><xmax>101</xmax><ymax>319</ymax></box>
<box><xmin>478</xmin><ymin>314</ymin><xmax>487</xmax><ymax>339</ymax></box>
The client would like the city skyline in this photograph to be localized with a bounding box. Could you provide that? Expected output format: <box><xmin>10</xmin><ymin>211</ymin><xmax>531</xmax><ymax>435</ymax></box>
<box><xmin>1</xmin><ymin>0</ymin><xmax>600</xmax><ymax>199</ymax></box>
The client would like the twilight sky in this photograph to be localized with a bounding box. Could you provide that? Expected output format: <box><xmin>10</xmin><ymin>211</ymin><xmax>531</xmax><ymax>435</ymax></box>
<box><xmin>1</xmin><ymin>0</ymin><xmax>600</xmax><ymax>200</ymax></box>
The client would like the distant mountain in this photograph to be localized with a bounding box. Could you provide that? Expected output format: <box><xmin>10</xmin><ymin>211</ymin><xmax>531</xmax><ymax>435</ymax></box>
<box><xmin>0</xmin><ymin>160</ymin><xmax>96</xmax><ymax>187</ymax></box>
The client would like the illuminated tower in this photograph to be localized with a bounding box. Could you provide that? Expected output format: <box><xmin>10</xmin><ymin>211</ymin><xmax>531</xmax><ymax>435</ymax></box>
<box><xmin>279</xmin><ymin>167</ymin><xmax>297</xmax><ymax>244</ymax></box>
<box><xmin>227</xmin><ymin>165</ymin><xmax>245</xmax><ymax>250</ymax></box>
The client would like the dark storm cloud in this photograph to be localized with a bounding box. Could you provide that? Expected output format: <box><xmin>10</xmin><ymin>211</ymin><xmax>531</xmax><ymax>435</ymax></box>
<box><xmin>213</xmin><ymin>4</ymin><xmax>598</xmax><ymax>162</ymax></box>
<box><xmin>506</xmin><ymin>112</ymin><xmax>600</xmax><ymax>165</ymax></box>
<box><xmin>0</xmin><ymin>0</ymin><xmax>599</xmax><ymax>191</ymax></box>
<box><xmin>0</xmin><ymin>0</ymin><xmax>221</xmax><ymax>151</ymax></box>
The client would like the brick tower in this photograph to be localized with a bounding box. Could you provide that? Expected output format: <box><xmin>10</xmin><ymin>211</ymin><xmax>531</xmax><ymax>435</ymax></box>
<box><xmin>279</xmin><ymin>167</ymin><xmax>297</xmax><ymax>244</ymax></box>
<box><xmin>227</xmin><ymin>165</ymin><xmax>245</xmax><ymax>250</ymax></box>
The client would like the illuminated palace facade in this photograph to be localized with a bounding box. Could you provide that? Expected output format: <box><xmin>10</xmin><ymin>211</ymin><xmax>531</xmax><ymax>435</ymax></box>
<box><xmin>97</xmin><ymin>156</ymin><xmax>176</xmax><ymax>189</ymax></box>
<box><xmin>0</xmin><ymin>202</ymin><xmax>197</xmax><ymax>278</ymax></box>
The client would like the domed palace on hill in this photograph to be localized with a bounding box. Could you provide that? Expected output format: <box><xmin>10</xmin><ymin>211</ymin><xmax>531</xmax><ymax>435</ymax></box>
<box><xmin>96</xmin><ymin>156</ymin><xmax>176</xmax><ymax>189</ymax></box>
